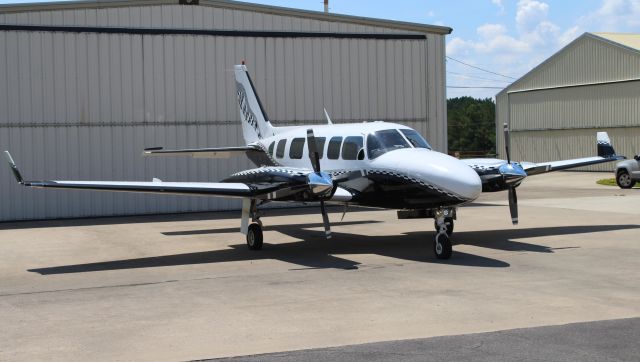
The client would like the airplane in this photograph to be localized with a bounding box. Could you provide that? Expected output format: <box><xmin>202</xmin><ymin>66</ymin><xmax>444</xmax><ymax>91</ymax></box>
<box><xmin>3</xmin><ymin>64</ymin><xmax>623</xmax><ymax>260</ymax></box>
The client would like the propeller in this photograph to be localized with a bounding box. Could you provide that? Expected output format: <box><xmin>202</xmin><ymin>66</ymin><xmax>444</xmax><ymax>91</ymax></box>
<box><xmin>499</xmin><ymin>123</ymin><xmax>527</xmax><ymax>225</ymax></box>
<box><xmin>306</xmin><ymin>128</ymin><xmax>334</xmax><ymax>239</ymax></box>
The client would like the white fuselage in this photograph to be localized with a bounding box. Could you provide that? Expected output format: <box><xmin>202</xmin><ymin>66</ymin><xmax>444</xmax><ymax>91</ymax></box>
<box><xmin>247</xmin><ymin>121</ymin><xmax>482</xmax><ymax>208</ymax></box>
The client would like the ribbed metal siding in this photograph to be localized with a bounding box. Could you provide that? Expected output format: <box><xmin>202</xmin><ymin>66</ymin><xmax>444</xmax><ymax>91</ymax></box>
<box><xmin>509</xmin><ymin>34</ymin><xmax>640</xmax><ymax>92</ymax></box>
<box><xmin>0</xmin><ymin>5</ymin><xmax>446</xmax><ymax>221</ymax></box>
<box><xmin>0</xmin><ymin>5</ymin><xmax>408</xmax><ymax>33</ymax></box>
<box><xmin>510</xmin><ymin>128</ymin><xmax>640</xmax><ymax>171</ymax></box>
<box><xmin>510</xmin><ymin>81</ymin><xmax>640</xmax><ymax>131</ymax></box>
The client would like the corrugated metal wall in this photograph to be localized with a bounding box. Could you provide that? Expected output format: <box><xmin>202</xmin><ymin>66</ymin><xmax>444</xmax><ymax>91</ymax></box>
<box><xmin>496</xmin><ymin>33</ymin><xmax>640</xmax><ymax>171</ymax></box>
<box><xmin>0</xmin><ymin>3</ymin><xmax>448</xmax><ymax>221</ymax></box>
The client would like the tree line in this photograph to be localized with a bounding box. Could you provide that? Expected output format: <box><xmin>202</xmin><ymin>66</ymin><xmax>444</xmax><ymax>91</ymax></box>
<box><xmin>447</xmin><ymin>97</ymin><xmax>496</xmax><ymax>157</ymax></box>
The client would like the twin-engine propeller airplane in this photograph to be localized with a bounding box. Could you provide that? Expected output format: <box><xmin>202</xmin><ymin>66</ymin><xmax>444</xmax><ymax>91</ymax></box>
<box><xmin>4</xmin><ymin>64</ymin><xmax>622</xmax><ymax>260</ymax></box>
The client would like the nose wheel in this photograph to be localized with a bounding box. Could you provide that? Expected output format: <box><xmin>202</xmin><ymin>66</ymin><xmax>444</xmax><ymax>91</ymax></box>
<box><xmin>434</xmin><ymin>232</ymin><xmax>452</xmax><ymax>259</ymax></box>
<box><xmin>433</xmin><ymin>209</ymin><xmax>454</xmax><ymax>259</ymax></box>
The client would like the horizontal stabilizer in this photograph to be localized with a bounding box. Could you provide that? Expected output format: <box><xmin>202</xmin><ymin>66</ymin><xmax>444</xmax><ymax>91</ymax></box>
<box><xmin>143</xmin><ymin>145</ymin><xmax>262</xmax><ymax>158</ymax></box>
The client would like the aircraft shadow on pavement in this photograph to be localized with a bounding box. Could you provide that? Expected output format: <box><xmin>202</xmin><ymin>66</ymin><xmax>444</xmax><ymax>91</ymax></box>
<box><xmin>28</xmin><ymin>224</ymin><xmax>640</xmax><ymax>275</ymax></box>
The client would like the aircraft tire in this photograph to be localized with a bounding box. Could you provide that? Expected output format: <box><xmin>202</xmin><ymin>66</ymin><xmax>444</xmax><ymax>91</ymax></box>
<box><xmin>247</xmin><ymin>223</ymin><xmax>263</xmax><ymax>250</ymax></box>
<box><xmin>434</xmin><ymin>233</ymin><xmax>452</xmax><ymax>260</ymax></box>
<box><xmin>434</xmin><ymin>217</ymin><xmax>454</xmax><ymax>236</ymax></box>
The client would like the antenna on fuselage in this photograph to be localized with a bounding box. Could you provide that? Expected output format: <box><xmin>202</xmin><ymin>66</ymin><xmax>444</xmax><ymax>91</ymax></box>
<box><xmin>323</xmin><ymin>108</ymin><xmax>333</xmax><ymax>125</ymax></box>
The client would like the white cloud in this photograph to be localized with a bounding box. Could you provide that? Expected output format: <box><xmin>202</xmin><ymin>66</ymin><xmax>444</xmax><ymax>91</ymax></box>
<box><xmin>446</xmin><ymin>0</ymin><xmax>640</xmax><ymax>99</ymax></box>
<box><xmin>577</xmin><ymin>0</ymin><xmax>640</xmax><ymax>32</ymax></box>
<box><xmin>491</xmin><ymin>0</ymin><xmax>505</xmax><ymax>14</ymax></box>
<box><xmin>516</xmin><ymin>0</ymin><xmax>549</xmax><ymax>28</ymax></box>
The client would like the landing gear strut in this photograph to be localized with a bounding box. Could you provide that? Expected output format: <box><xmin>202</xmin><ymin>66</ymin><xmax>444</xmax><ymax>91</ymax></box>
<box><xmin>242</xmin><ymin>199</ymin><xmax>264</xmax><ymax>250</ymax></box>
<box><xmin>433</xmin><ymin>208</ymin><xmax>454</xmax><ymax>259</ymax></box>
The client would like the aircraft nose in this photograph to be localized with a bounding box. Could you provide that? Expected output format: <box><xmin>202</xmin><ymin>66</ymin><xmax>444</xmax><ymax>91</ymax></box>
<box><xmin>373</xmin><ymin>149</ymin><xmax>482</xmax><ymax>201</ymax></box>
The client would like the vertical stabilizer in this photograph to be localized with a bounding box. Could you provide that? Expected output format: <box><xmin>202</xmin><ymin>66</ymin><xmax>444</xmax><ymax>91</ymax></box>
<box><xmin>234</xmin><ymin>64</ymin><xmax>276</xmax><ymax>144</ymax></box>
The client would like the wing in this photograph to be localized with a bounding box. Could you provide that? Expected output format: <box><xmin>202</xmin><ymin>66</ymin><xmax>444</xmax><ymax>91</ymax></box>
<box><xmin>521</xmin><ymin>132</ymin><xmax>623</xmax><ymax>175</ymax></box>
<box><xmin>463</xmin><ymin>132</ymin><xmax>623</xmax><ymax>192</ymax></box>
<box><xmin>4</xmin><ymin>151</ymin><xmax>353</xmax><ymax>202</ymax></box>
<box><xmin>143</xmin><ymin>144</ymin><xmax>262</xmax><ymax>158</ymax></box>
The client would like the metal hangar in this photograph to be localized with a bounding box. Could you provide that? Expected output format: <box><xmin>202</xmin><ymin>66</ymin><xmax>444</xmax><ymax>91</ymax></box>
<box><xmin>496</xmin><ymin>32</ymin><xmax>640</xmax><ymax>171</ymax></box>
<box><xmin>0</xmin><ymin>0</ymin><xmax>452</xmax><ymax>221</ymax></box>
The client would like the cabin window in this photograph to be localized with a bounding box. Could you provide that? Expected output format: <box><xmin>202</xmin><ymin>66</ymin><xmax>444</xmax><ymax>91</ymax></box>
<box><xmin>400</xmin><ymin>129</ymin><xmax>432</xmax><ymax>150</ymax></box>
<box><xmin>367</xmin><ymin>129</ymin><xmax>410</xmax><ymax>159</ymax></box>
<box><xmin>314</xmin><ymin>137</ymin><xmax>326</xmax><ymax>159</ymax></box>
<box><xmin>268</xmin><ymin>141</ymin><xmax>275</xmax><ymax>156</ymax></box>
<box><xmin>342</xmin><ymin>136</ymin><xmax>364</xmax><ymax>160</ymax></box>
<box><xmin>289</xmin><ymin>138</ymin><xmax>305</xmax><ymax>159</ymax></box>
<box><xmin>276</xmin><ymin>139</ymin><xmax>287</xmax><ymax>158</ymax></box>
<box><xmin>327</xmin><ymin>136</ymin><xmax>343</xmax><ymax>160</ymax></box>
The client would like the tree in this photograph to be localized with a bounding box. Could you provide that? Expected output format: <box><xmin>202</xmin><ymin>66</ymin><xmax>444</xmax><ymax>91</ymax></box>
<box><xmin>447</xmin><ymin>97</ymin><xmax>496</xmax><ymax>156</ymax></box>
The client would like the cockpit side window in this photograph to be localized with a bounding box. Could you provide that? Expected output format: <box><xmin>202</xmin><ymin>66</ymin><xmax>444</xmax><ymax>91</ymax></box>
<box><xmin>327</xmin><ymin>136</ymin><xmax>343</xmax><ymax>160</ymax></box>
<box><xmin>400</xmin><ymin>129</ymin><xmax>432</xmax><ymax>150</ymax></box>
<box><xmin>342</xmin><ymin>136</ymin><xmax>364</xmax><ymax>160</ymax></box>
<box><xmin>366</xmin><ymin>129</ymin><xmax>411</xmax><ymax>159</ymax></box>
<box><xmin>276</xmin><ymin>139</ymin><xmax>287</xmax><ymax>159</ymax></box>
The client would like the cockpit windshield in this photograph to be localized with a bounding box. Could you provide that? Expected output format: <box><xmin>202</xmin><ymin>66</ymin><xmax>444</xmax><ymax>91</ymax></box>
<box><xmin>400</xmin><ymin>129</ymin><xmax>432</xmax><ymax>150</ymax></box>
<box><xmin>367</xmin><ymin>129</ymin><xmax>411</xmax><ymax>159</ymax></box>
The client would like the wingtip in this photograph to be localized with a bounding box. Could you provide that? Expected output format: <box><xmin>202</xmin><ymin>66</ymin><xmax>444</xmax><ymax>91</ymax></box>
<box><xmin>4</xmin><ymin>151</ymin><xmax>24</xmax><ymax>184</ymax></box>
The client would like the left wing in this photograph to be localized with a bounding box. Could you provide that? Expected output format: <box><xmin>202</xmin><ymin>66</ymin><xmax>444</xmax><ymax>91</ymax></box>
<box><xmin>521</xmin><ymin>132</ymin><xmax>623</xmax><ymax>175</ymax></box>
<box><xmin>463</xmin><ymin>132</ymin><xmax>623</xmax><ymax>192</ymax></box>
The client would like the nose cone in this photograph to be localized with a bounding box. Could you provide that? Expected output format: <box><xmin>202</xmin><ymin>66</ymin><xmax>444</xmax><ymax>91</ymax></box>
<box><xmin>372</xmin><ymin>148</ymin><xmax>482</xmax><ymax>201</ymax></box>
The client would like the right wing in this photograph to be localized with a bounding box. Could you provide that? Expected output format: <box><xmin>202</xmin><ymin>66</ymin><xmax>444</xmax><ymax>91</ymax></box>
<box><xmin>143</xmin><ymin>145</ymin><xmax>262</xmax><ymax>158</ymax></box>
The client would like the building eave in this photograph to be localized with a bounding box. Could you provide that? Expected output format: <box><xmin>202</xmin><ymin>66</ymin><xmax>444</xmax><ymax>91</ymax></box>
<box><xmin>0</xmin><ymin>0</ymin><xmax>453</xmax><ymax>35</ymax></box>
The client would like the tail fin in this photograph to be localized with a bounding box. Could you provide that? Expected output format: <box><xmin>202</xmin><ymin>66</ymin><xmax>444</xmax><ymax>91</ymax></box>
<box><xmin>597</xmin><ymin>132</ymin><xmax>617</xmax><ymax>158</ymax></box>
<box><xmin>234</xmin><ymin>64</ymin><xmax>276</xmax><ymax>144</ymax></box>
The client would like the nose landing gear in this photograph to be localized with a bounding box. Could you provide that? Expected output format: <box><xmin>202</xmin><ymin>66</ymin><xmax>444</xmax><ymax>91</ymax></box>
<box><xmin>434</xmin><ymin>208</ymin><xmax>455</xmax><ymax>259</ymax></box>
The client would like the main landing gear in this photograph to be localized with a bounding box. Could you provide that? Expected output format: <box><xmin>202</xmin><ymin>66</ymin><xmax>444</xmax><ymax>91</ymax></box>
<box><xmin>433</xmin><ymin>209</ymin><xmax>455</xmax><ymax>260</ymax></box>
<box><xmin>242</xmin><ymin>199</ymin><xmax>264</xmax><ymax>250</ymax></box>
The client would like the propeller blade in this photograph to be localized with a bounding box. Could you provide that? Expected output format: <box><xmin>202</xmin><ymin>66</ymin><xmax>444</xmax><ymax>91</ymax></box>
<box><xmin>306</xmin><ymin>128</ymin><xmax>321</xmax><ymax>173</ymax></box>
<box><xmin>503</xmin><ymin>122</ymin><xmax>511</xmax><ymax>164</ymax></box>
<box><xmin>508</xmin><ymin>186</ymin><xmax>518</xmax><ymax>225</ymax></box>
<box><xmin>320</xmin><ymin>200</ymin><xmax>332</xmax><ymax>239</ymax></box>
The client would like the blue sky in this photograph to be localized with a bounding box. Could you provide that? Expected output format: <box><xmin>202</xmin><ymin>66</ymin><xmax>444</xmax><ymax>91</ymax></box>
<box><xmin>2</xmin><ymin>0</ymin><xmax>640</xmax><ymax>99</ymax></box>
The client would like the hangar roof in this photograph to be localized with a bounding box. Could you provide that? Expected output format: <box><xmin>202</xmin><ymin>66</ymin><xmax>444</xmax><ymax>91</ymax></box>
<box><xmin>592</xmin><ymin>32</ymin><xmax>640</xmax><ymax>53</ymax></box>
<box><xmin>497</xmin><ymin>32</ymin><xmax>640</xmax><ymax>96</ymax></box>
<box><xmin>0</xmin><ymin>0</ymin><xmax>453</xmax><ymax>35</ymax></box>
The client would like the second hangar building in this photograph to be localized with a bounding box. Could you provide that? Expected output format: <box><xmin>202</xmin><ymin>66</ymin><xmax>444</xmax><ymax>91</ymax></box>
<box><xmin>496</xmin><ymin>32</ymin><xmax>640</xmax><ymax>170</ymax></box>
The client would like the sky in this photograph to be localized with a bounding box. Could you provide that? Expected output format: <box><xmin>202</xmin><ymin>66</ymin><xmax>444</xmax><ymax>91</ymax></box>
<box><xmin>2</xmin><ymin>0</ymin><xmax>640</xmax><ymax>99</ymax></box>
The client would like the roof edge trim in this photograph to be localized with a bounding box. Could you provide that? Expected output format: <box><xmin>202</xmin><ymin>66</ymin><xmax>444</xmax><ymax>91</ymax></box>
<box><xmin>0</xmin><ymin>0</ymin><xmax>453</xmax><ymax>35</ymax></box>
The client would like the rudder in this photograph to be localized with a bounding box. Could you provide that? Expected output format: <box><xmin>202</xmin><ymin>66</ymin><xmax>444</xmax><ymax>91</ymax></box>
<box><xmin>234</xmin><ymin>64</ymin><xmax>276</xmax><ymax>144</ymax></box>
